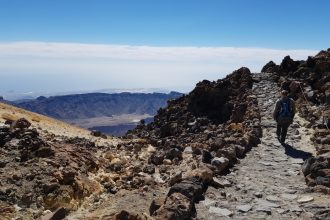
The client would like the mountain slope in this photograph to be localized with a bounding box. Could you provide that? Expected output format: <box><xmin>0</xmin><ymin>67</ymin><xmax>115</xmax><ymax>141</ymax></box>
<box><xmin>15</xmin><ymin>92</ymin><xmax>183</xmax><ymax>120</ymax></box>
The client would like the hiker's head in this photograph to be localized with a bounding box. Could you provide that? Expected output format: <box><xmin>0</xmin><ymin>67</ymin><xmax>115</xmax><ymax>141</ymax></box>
<box><xmin>281</xmin><ymin>90</ymin><xmax>289</xmax><ymax>97</ymax></box>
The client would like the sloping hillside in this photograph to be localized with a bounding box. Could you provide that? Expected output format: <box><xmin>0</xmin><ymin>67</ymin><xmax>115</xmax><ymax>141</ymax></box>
<box><xmin>11</xmin><ymin>92</ymin><xmax>183</xmax><ymax>136</ymax></box>
<box><xmin>14</xmin><ymin>92</ymin><xmax>182</xmax><ymax>120</ymax></box>
<box><xmin>1</xmin><ymin>102</ymin><xmax>90</xmax><ymax>138</ymax></box>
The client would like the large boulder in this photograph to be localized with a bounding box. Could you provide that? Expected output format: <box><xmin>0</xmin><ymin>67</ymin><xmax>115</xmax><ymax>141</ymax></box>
<box><xmin>188</xmin><ymin>67</ymin><xmax>252</xmax><ymax>124</ymax></box>
<box><xmin>168</xmin><ymin>179</ymin><xmax>204</xmax><ymax>202</ymax></box>
<box><xmin>261</xmin><ymin>61</ymin><xmax>280</xmax><ymax>73</ymax></box>
<box><xmin>211</xmin><ymin>157</ymin><xmax>230</xmax><ymax>173</ymax></box>
<box><xmin>279</xmin><ymin>56</ymin><xmax>301</xmax><ymax>74</ymax></box>
<box><xmin>302</xmin><ymin>155</ymin><xmax>330</xmax><ymax>188</ymax></box>
<box><xmin>10</xmin><ymin>118</ymin><xmax>31</xmax><ymax>130</ymax></box>
<box><xmin>153</xmin><ymin>193</ymin><xmax>195</xmax><ymax>220</ymax></box>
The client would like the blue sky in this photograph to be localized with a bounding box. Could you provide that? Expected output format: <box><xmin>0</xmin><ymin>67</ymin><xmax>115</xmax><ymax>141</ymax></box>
<box><xmin>0</xmin><ymin>0</ymin><xmax>328</xmax><ymax>99</ymax></box>
<box><xmin>1</xmin><ymin>0</ymin><xmax>329</xmax><ymax>48</ymax></box>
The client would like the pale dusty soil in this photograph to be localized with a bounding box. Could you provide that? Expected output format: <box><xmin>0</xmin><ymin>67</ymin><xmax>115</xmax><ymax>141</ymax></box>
<box><xmin>69</xmin><ymin>187</ymin><xmax>167</xmax><ymax>220</ymax></box>
<box><xmin>0</xmin><ymin>102</ymin><xmax>119</xmax><ymax>146</ymax></box>
<box><xmin>67</xmin><ymin>114</ymin><xmax>153</xmax><ymax>128</ymax></box>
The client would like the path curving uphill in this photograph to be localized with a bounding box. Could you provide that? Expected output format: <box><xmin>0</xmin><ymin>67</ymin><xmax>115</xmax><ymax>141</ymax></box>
<box><xmin>196</xmin><ymin>72</ymin><xmax>330</xmax><ymax>219</ymax></box>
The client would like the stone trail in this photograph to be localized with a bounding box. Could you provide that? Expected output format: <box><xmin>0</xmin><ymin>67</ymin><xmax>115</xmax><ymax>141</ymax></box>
<box><xmin>196</xmin><ymin>72</ymin><xmax>330</xmax><ymax>219</ymax></box>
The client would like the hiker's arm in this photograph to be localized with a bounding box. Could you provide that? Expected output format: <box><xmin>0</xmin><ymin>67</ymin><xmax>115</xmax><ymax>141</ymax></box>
<box><xmin>273</xmin><ymin>101</ymin><xmax>280</xmax><ymax>120</ymax></box>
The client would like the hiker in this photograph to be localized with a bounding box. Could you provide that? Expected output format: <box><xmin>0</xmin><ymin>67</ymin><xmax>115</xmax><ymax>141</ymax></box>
<box><xmin>273</xmin><ymin>90</ymin><xmax>296</xmax><ymax>144</ymax></box>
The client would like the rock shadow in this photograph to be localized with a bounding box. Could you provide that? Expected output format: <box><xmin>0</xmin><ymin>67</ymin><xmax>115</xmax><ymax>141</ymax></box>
<box><xmin>283</xmin><ymin>143</ymin><xmax>312</xmax><ymax>161</ymax></box>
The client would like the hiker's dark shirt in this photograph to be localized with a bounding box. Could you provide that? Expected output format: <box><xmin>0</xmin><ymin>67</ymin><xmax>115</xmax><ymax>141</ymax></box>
<box><xmin>273</xmin><ymin>97</ymin><xmax>296</xmax><ymax>121</ymax></box>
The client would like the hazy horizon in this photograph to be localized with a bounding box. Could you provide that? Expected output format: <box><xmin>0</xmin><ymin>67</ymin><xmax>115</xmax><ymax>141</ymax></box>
<box><xmin>0</xmin><ymin>0</ymin><xmax>329</xmax><ymax>97</ymax></box>
<box><xmin>0</xmin><ymin>42</ymin><xmax>319</xmax><ymax>97</ymax></box>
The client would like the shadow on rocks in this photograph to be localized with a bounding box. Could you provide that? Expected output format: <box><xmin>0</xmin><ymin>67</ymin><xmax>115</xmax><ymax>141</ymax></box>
<box><xmin>283</xmin><ymin>143</ymin><xmax>312</xmax><ymax>161</ymax></box>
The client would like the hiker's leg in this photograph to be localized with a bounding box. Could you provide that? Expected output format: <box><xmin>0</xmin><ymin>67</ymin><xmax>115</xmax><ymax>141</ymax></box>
<box><xmin>281</xmin><ymin>123</ymin><xmax>289</xmax><ymax>143</ymax></box>
<box><xmin>276</xmin><ymin>123</ymin><xmax>281</xmax><ymax>141</ymax></box>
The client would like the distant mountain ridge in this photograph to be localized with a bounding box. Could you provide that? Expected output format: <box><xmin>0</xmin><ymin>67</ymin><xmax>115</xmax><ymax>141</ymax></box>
<box><xmin>14</xmin><ymin>91</ymin><xmax>183</xmax><ymax>120</ymax></box>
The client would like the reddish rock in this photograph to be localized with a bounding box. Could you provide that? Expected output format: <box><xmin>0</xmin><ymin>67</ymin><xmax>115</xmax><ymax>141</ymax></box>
<box><xmin>153</xmin><ymin>193</ymin><xmax>195</xmax><ymax>220</ymax></box>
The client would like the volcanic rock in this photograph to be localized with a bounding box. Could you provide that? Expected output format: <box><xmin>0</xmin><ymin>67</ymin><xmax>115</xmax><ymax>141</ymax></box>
<box><xmin>302</xmin><ymin>155</ymin><xmax>330</xmax><ymax>188</ymax></box>
<box><xmin>261</xmin><ymin>61</ymin><xmax>278</xmax><ymax>73</ymax></box>
<box><xmin>153</xmin><ymin>192</ymin><xmax>195</xmax><ymax>220</ymax></box>
<box><xmin>211</xmin><ymin>157</ymin><xmax>229</xmax><ymax>173</ymax></box>
<box><xmin>40</xmin><ymin>207</ymin><xmax>67</xmax><ymax>220</ymax></box>
<box><xmin>168</xmin><ymin>179</ymin><xmax>204</xmax><ymax>202</ymax></box>
<box><xmin>10</xmin><ymin>118</ymin><xmax>31</xmax><ymax>130</ymax></box>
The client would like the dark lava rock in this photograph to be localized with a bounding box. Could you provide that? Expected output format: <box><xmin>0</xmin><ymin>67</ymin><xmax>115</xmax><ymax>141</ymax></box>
<box><xmin>90</xmin><ymin>130</ymin><xmax>107</xmax><ymax>139</ymax></box>
<box><xmin>165</xmin><ymin>147</ymin><xmax>183</xmax><ymax>160</ymax></box>
<box><xmin>143</xmin><ymin>164</ymin><xmax>156</xmax><ymax>174</ymax></box>
<box><xmin>280</xmin><ymin>56</ymin><xmax>302</xmax><ymax>74</ymax></box>
<box><xmin>10</xmin><ymin>118</ymin><xmax>31</xmax><ymax>130</ymax></box>
<box><xmin>302</xmin><ymin>155</ymin><xmax>330</xmax><ymax>188</ymax></box>
<box><xmin>149</xmin><ymin>152</ymin><xmax>165</xmax><ymax>165</ymax></box>
<box><xmin>262</xmin><ymin>49</ymin><xmax>330</xmax><ymax>106</ymax></box>
<box><xmin>168</xmin><ymin>179</ymin><xmax>204</xmax><ymax>202</ymax></box>
<box><xmin>40</xmin><ymin>207</ymin><xmax>67</xmax><ymax>220</ymax></box>
<box><xmin>202</xmin><ymin>150</ymin><xmax>213</xmax><ymax>163</ymax></box>
<box><xmin>261</xmin><ymin>61</ymin><xmax>280</xmax><ymax>73</ymax></box>
<box><xmin>149</xmin><ymin>198</ymin><xmax>163</xmax><ymax>216</ymax></box>
<box><xmin>111</xmin><ymin>210</ymin><xmax>146</xmax><ymax>220</ymax></box>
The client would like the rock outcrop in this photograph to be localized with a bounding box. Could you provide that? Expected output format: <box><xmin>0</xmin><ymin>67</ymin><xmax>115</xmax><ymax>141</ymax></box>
<box><xmin>302</xmin><ymin>154</ymin><xmax>330</xmax><ymax>191</ymax></box>
<box><xmin>128</xmin><ymin>67</ymin><xmax>260</xmax><ymax>154</ymax></box>
<box><xmin>261</xmin><ymin>49</ymin><xmax>330</xmax><ymax>105</ymax></box>
<box><xmin>127</xmin><ymin>67</ymin><xmax>262</xmax><ymax>218</ymax></box>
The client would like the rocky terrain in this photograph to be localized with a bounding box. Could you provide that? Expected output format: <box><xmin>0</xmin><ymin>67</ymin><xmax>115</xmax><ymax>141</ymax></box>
<box><xmin>0</xmin><ymin>49</ymin><xmax>330</xmax><ymax>219</ymax></box>
<box><xmin>0</xmin><ymin>103</ymin><xmax>118</xmax><ymax>219</ymax></box>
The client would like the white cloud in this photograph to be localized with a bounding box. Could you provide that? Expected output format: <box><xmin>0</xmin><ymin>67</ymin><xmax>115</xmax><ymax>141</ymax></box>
<box><xmin>0</xmin><ymin>41</ymin><xmax>318</xmax><ymax>94</ymax></box>
<box><xmin>0</xmin><ymin>41</ymin><xmax>317</xmax><ymax>62</ymax></box>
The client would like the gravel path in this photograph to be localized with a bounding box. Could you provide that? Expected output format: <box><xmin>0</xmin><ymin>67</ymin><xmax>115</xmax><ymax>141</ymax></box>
<box><xmin>196</xmin><ymin>72</ymin><xmax>330</xmax><ymax>219</ymax></box>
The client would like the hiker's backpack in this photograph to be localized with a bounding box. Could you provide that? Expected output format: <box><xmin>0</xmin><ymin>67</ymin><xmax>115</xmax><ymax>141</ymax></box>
<box><xmin>278</xmin><ymin>99</ymin><xmax>293</xmax><ymax>119</ymax></box>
